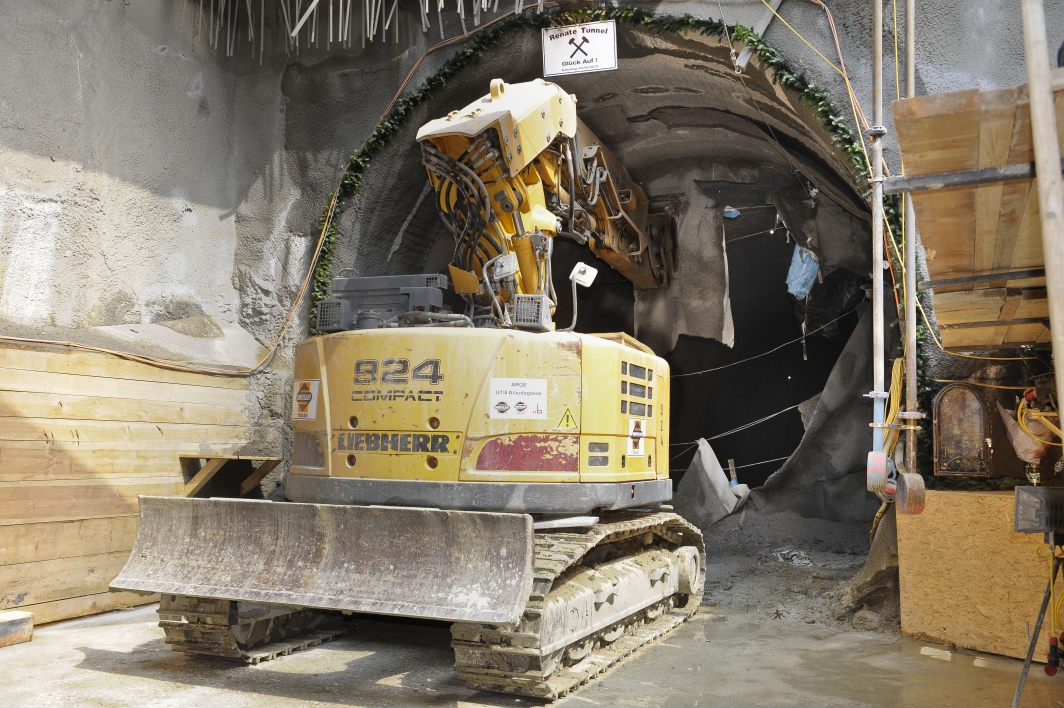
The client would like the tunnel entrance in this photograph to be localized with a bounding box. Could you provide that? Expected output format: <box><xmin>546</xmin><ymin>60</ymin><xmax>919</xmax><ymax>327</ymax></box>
<box><xmin>312</xmin><ymin>21</ymin><xmax>877</xmax><ymax>505</ymax></box>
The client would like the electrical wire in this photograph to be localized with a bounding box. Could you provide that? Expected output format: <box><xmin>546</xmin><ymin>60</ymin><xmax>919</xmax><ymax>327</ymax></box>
<box><xmin>669</xmin><ymin>454</ymin><xmax>791</xmax><ymax>474</ymax></box>
<box><xmin>0</xmin><ymin>2</ymin><xmax>557</xmax><ymax>378</ymax></box>
<box><xmin>670</xmin><ymin>404</ymin><xmax>801</xmax><ymax>447</ymax></box>
<box><xmin>673</xmin><ymin>309</ymin><xmax>857</xmax><ymax>377</ymax></box>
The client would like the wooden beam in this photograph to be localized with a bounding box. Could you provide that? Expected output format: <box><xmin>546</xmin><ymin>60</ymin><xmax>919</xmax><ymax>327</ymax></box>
<box><xmin>15</xmin><ymin>590</ymin><xmax>157</xmax><ymax>626</ymax></box>
<box><xmin>0</xmin><ymin>516</ymin><xmax>138</xmax><ymax>566</ymax></box>
<box><xmin>239</xmin><ymin>459</ymin><xmax>283</xmax><ymax>496</ymax></box>
<box><xmin>993</xmin><ymin>291</ymin><xmax>1026</xmax><ymax>345</ymax></box>
<box><xmin>0</xmin><ymin>477</ymin><xmax>183</xmax><ymax>526</ymax></box>
<box><xmin>918</xmin><ymin>268</ymin><xmax>1045</xmax><ymax>290</ymax></box>
<box><xmin>944</xmin><ymin>343</ymin><xmax>1052</xmax><ymax>353</ymax></box>
<box><xmin>183</xmin><ymin>457</ymin><xmax>228</xmax><ymax>497</ymax></box>
<box><xmin>939</xmin><ymin>317</ymin><xmax>1049</xmax><ymax>330</ymax></box>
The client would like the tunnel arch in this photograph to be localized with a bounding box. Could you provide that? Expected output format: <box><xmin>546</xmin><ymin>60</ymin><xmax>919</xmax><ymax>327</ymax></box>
<box><xmin>302</xmin><ymin>17</ymin><xmax>892</xmax><ymax>521</ymax></box>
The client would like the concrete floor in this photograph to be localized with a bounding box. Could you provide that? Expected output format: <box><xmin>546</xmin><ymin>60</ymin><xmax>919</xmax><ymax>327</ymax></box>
<box><xmin>3</xmin><ymin>603</ymin><xmax>1061</xmax><ymax>707</ymax></box>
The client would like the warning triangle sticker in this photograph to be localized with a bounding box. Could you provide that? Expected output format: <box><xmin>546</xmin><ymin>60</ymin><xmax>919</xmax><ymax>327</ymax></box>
<box><xmin>558</xmin><ymin>408</ymin><xmax>577</xmax><ymax>429</ymax></box>
<box><xmin>297</xmin><ymin>382</ymin><xmax>311</xmax><ymax>412</ymax></box>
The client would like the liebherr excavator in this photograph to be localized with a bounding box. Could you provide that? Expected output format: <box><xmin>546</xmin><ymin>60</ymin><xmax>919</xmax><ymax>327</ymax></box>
<box><xmin>112</xmin><ymin>78</ymin><xmax>702</xmax><ymax>699</ymax></box>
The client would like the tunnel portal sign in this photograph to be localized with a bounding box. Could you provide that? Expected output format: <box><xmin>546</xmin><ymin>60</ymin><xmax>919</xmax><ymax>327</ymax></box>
<box><xmin>542</xmin><ymin>21</ymin><xmax>617</xmax><ymax>77</ymax></box>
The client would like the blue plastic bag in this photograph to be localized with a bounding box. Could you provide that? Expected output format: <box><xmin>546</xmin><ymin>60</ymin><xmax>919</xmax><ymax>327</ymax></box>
<box><xmin>786</xmin><ymin>244</ymin><xmax>819</xmax><ymax>299</ymax></box>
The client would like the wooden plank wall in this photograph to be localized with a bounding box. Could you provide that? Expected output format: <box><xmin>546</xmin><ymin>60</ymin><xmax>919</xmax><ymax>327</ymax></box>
<box><xmin>0</xmin><ymin>342</ymin><xmax>257</xmax><ymax>624</ymax></box>
<box><xmin>897</xmin><ymin>490</ymin><xmax>1063</xmax><ymax>661</ymax></box>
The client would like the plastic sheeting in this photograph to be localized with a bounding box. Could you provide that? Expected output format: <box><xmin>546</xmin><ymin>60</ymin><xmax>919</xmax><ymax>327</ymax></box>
<box><xmin>786</xmin><ymin>245</ymin><xmax>820</xmax><ymax>299</ymax></box>
<box><xmin>996</xmin><ymin>401</ymin><xmax>1048</xmax><ymax>465</ymax></box>
<box><xmin>673</xmin><ymin>439</ymin><xmax>751</xmax><ymax>528</ymax></box>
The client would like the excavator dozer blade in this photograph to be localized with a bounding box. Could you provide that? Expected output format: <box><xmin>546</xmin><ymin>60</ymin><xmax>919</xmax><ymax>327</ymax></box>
<box><xmin>111</xmin><ymin>496</ymin><xmax>535</xmax><ymax>625</ymax></box>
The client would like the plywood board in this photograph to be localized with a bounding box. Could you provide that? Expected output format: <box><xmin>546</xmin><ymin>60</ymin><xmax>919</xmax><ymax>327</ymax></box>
<box><xmin>897</xmin><ymin>490</ymin><xmax>1064</xmax><ymax>661</ymax></box>
<box><xmin>0</xmin><ymin>516</ymin><xmax>138</xmax><ymax>566</ymax></box>
<box><xmin>18</xmin><ymin>590</ymin><xmax>158</xmax><ymax>626</ymax></box>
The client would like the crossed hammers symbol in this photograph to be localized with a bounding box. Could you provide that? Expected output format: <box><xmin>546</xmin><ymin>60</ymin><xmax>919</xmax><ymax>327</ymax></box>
<box><xmin>569</xmin><ymin>36</ymin><xmax>590</xmax><ymax>58</ymax></box>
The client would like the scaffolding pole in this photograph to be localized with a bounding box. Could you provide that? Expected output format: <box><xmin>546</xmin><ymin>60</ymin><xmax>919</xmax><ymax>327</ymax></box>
<box><xmin>1021</xmin><ymin>0</ymin><xmax>1064</xmax><ymax>425</ymax></box>
<box><xmin>902</xmin><ymin>0</ymin><xmax>919</xmax><ymax>473</ymax></box>
<box><xmin>869</xmin><ymin>0</ymin><xmax>887</xmax><ymax>453</ymax></box>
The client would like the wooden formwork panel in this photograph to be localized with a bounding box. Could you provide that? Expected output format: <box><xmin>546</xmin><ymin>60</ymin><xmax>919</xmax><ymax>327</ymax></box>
<box><xmin>897</xmin><ymin>490</ymin><xmax>1063</xmax><ymax>661</ymax></box>
<box><xmin>0</xmin><ymin>342</ymin><xmax>259</xmax><ymax>623</ymax></box>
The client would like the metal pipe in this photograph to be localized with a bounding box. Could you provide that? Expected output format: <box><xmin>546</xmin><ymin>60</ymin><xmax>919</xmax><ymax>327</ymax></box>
<box><xmin>1021</xmin><ymin>0</ymin><xmax>1064</xmax><ymax>428</ymax></box>
<box><xmin>903</xmin><ymin>0</ymin><xmax>918</xmax><ymax>473</ymax></box>
<box><xmin>871</xmin><ymin>0</ymin><xmax>886</xmax><ymax>453</ymax></box>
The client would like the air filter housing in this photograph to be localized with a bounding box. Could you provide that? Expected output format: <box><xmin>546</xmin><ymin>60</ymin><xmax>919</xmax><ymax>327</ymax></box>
<box><xmin>1014</xmin><ymin>486</ymin><xmax>1064</xmax><ymax>534</ymax></box>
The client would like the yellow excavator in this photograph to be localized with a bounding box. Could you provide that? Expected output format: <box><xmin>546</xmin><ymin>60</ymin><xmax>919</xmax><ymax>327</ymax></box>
<box><xmin>112</xmin><ymin>78</ymin><xmax>701</xmax><ymax>699</ymax></box>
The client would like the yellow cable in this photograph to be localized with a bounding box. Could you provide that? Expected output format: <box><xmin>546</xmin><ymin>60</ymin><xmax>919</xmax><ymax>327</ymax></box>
<box><xmin>757</xmin><ymin>0</ymin><xmax>844</xmax><ymax>77</ymax></box>
<box><xmin>932</xmin><ymin>379</ymin><xmax>1029</xmax><ymax>390</ymax></box>
<box><xmin>884</xmin><ymin>358</ymin><xmax>904</xmax><ymax>455</ymax></box>
<box><xmin>1018</xmin><ymin>399</ymin><xmax>1063</xmax><ymax>447</ymax></box>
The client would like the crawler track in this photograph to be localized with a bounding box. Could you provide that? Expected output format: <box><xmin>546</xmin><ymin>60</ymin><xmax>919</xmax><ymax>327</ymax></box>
<box><xmin>157</xmin><ymin>596</ymin><xmax>350</xmax><ymax>664</ymax></box>
<box><xmin>451</xmin><ymin>511</ymin><xmax>704</xmax><ymax>699</ymax></box>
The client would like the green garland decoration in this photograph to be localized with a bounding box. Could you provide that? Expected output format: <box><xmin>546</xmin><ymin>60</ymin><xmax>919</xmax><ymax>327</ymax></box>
<box><xmin>309</xmin><ymin>6</ymin><xmax>876</xmax><ymax>330</ymax></box>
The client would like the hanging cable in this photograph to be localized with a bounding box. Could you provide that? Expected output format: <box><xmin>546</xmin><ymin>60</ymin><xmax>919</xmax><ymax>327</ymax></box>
<box><xmin>670</xmin><ymin>404</ymin><xmax>801</xmax><ymax>447</ymax></box>
<box><xmin>674</xmin><ymin>310</ymin><xmax>857</xmax><ymax>378</ymax></box>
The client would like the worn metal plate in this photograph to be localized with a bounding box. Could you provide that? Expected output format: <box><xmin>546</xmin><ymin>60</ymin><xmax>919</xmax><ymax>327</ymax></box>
<box><xmin>111</xmin><ymin>497</ymin><xmax>534</xmax><ymax>624</ymax></box>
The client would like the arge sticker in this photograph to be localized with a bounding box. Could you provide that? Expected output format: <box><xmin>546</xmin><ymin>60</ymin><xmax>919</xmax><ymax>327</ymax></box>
<box><xmin>293</xmin><ymin>380</ymin><xmax>320</xmax><ymax>420</ymax></box>
<box><xmin>490</xmin><ymin>378</ymin><xmax>548</xmax><ymax>419</ymax></box>
<box><xmin>627</xmin><ymin>433</ymin><xmax>646</xmax><ymax>457</ymax></box>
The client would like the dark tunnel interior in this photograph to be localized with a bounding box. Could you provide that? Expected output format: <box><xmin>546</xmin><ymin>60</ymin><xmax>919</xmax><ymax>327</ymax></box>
<box><xmin>321</xmin><ymin>24</ymin><xmax>878</xmax><ymax>499</ymax></box>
